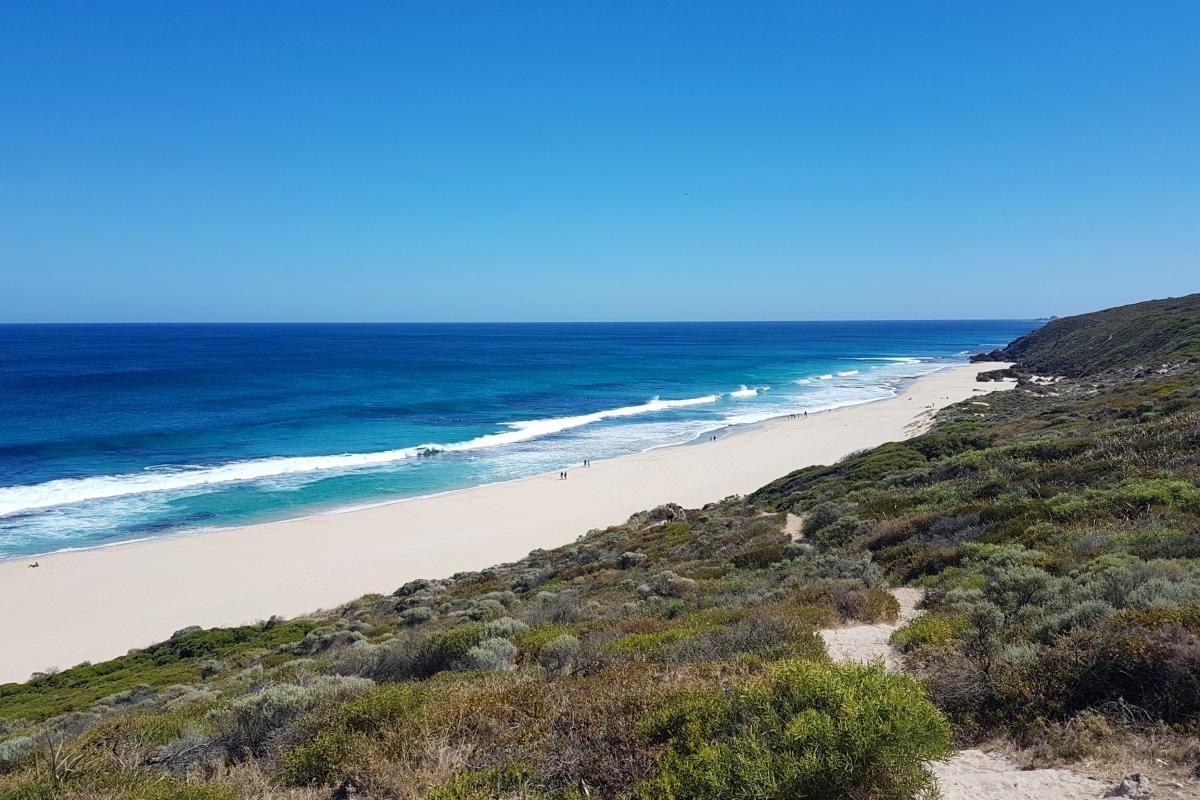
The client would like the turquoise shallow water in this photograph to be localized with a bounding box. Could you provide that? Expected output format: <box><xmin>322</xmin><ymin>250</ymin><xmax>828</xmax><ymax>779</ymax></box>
<box><xmin>0</xmin><ymin>321</ymin><xmax>1034</xmax><ymax>558</ymax></box>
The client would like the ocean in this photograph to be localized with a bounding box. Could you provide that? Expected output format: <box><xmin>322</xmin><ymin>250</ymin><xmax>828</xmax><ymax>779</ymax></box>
<box><xmin>0</xmin><ymin>320</ymin><xmax>1035</xmax><ymax>558</ymax></box>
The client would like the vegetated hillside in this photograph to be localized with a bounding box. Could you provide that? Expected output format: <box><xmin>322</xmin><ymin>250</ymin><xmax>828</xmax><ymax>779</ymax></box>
<box><xmin>754</xmin><ymin>361</ymin><xmax>1200</xmax><ymax>743</ymax></box>
<box><xmin>3</xmin><ymin>298</ymin><xmax>1200</xmax><ymax>799</ymax></box>
<box><xmin>973</xmin><ymin>292</ymin><xmax>1200</xmax><ymax>376</ymax></box>
<box><xmin>0</xmin><ymin>502</ymin><xmax>947</xmax><ymax>799</ymax></box>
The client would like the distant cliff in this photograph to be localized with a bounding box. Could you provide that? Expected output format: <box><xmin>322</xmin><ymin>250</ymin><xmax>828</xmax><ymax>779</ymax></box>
<box><xmin>973</xmin><ymin>292</ymin><xmax>1200</xmax><ymax>376</ymax></box>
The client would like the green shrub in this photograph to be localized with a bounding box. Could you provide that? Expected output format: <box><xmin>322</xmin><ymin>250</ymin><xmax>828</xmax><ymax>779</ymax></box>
<box><xmin>417</xmin><ymin>624</ymin><xmax>486</xmax><ymax>676</ymax></box>
<box><xmin>842</xmin><ymin>588</ymin><xmax>901</xmax><ymax>623</ymax></box>
<box><xmin>791</xmin><ymin>603</ymin><xmax>839</xmax><ymax>628</ymax></box>
<box><xmin>668</xmin><ymin>618</ymin><xmax>827</xmax><ymax>664</ymax></box>
<box><xmin>426</xmin><ymin>762</ymin><xmax>539</xmax><ymax>800</ymax></box>
<box><xmin>401</xmin><ymin>606</ymin><xmax>435</xmax><ymax>625</ymax></box>
<box><xmin>281</xmin><ymin>684</ymin><xmax>423</xmax><ymax>785</ymax></box>
<box><xmin>514</xmin><ymin>624</ymin><xmax>581</xmax><ymax>656</ymax></box>
<box><xmin>0</xmin><ymin>768</ymin><xmax>238</xmax><ymax>800</ymax></box>
<box><xmin>1049</xmin><ymin>478</ymin><xmax>1200</xmax><ymax>520</ymax></box>
<box><xmin>890</xmin><ymin>613</ymin><xmax>971</xmax><ymax>652</ymax></box>
<box><xmin>731</xmin><ymin>543</ymin><xmax>788</xmax><ymax>568</ymax></box>
<box><xmin>847</xmin><ymin>443</ymin><xmax>928</xmax><ymax>481</ymax></box>
<box><xmin>281</xmin><ymin>727</ymin><xmax>359</xmax><ymax>785</ymax></box>
<box><xmin>1112</xmin><ymin>604</ymin><xmax>1200</xmax><ymax>631</ymax></box>
<box><xmin>635</xmin><ymin>660</ymin><xmax>953</xmax><ymax>799</ymax></box>
<box><xmin>0</xmin><ymin>620</ymin><xmax>315</xmax><ymax>722</ymax></box>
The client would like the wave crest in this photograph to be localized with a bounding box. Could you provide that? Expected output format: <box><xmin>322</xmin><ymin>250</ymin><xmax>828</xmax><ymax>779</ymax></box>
<box><xmin>0</xmin><ymin>393</ymin><xmax>720</xmax><ymax>517</ymax></box>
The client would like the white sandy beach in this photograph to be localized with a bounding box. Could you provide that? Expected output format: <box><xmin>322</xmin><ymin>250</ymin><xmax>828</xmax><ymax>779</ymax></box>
<box><xmin>0</xmin><ymin>362</ymin><xmax>1012</xmax><ymax>684</ymax></box>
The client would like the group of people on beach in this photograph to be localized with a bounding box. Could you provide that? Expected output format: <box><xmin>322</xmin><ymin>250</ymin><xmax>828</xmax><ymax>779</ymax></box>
<box><xmin>557</xmin><ymin>406</ymin><xmax>815</xmax><ymax>481</ymax></box>
<box><xmin>560</xmin><ymin>459</ymin><xmax>593</xmax><ymax>480</ymax></box>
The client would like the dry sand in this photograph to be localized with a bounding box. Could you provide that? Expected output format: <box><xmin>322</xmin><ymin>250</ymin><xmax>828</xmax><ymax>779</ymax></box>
<box><xmin>820</xmin><ymin>586</ymin><xmax>923</xmax><ymax>671</ymax></box>
<box><xmin>932</xmin><ymin>750</ymin><xmax>1109</xmax><ymax>800</ymax></box>
<box><xmin>0</xmin><ymin>362</ymin><xmax>1012</xmax><ymax>684</ymax></box>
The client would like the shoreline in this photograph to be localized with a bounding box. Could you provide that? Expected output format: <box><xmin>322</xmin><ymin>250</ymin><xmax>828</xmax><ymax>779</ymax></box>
<box><xmin>0</xmin><ymin>366</ymin><xmax>943</xmax><ymax>564</ymax></box>
<box><xmin>0</xmin><ymin>362</ymin><xmax>1012</xmax><ymax>684</ymax></box>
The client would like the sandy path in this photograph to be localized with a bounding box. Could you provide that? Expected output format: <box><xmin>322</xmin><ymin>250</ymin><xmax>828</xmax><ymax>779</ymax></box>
<box><xmin>932</xmin><ymin>750</ymin><xmax>1109</xmax><ymax>800</ymax></box>
<box><xmin>0</xmin><ymin>363</ymin><xmax>1011</xmax><ymax>684</ymax></box>
<box><xmin>783</xmin><ymin>513</ymin><xmax>805</xmax><ymax>541</ymax></box>
<box><xmin>817</xmin><ymin>586</ymin><xmax>1109</xmax><ymax>799</ymax></box>
<box><xmin>819</xmin><ymin>587</ymin><xmax>922</xmax><ymax>670</ymax></box>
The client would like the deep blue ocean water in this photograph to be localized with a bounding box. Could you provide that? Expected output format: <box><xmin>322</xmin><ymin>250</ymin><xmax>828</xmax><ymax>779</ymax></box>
<box><xmin>0</xmin><ymin>321</ymin><xmax>1035</xmax><ymax>558</ymax></box>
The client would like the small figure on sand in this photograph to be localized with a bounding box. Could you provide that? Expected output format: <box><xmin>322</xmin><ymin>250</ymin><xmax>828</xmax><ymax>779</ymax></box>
<box><xmin>559</xmin><ymin>471</ymin><xmax>568</xmax><ymax>480</ymax></box>
<box><xmin>28</xmin><ymin>561</ymin><xmax>39</xmax><ymax>568</ymax></box>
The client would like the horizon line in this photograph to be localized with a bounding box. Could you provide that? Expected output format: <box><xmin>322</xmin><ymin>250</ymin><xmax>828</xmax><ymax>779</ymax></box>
<box><xmin>0</xmin><ymin>317</ymin><xmax>1046</xmax><ymax>326</ymax></box>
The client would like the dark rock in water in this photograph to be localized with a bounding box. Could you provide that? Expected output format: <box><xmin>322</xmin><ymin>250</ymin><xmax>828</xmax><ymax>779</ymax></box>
<box><xmin>970</xmin><ymin>349</ymin><xmax>1007</xmax><ymax>364</ymax></box>
<box><xmin>975</xmin><ymin>367</ymin><xmax>1018</xmax><ymax>382</ymax></box>
<box><xmin>1106</xmin><ymin>773</ymin><xmax>1154</xmax><ymax>798</ymax></box>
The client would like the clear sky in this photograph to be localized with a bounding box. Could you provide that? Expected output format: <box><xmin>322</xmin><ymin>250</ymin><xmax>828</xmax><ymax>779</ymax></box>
<box><xmin>1</xmin><ymin>2</ymin><xmax>1197</xmax><ymax>322</ymax></box>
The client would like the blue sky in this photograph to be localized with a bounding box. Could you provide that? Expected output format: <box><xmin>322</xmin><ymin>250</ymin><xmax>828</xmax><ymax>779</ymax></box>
<box><xmin>1</xmin><ymin>2</ymin><xmax>1197</xmax><ymax>321</ymax></box>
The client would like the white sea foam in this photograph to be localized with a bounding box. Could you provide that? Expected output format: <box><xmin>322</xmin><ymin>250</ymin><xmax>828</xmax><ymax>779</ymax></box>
<box><xmin>851</xmin><ymin>356</ymin><xmax>924</xmax><ymax>364</ymax></box>
<box><xmin>729</xmin><ymin>385</ymin><xmax>766</xmax><ymax>398</ymax></box>
<box><xmin>0</xmin><ymin>393</ymin><xmax>720</xmax><ymax>517</ymax></box>
<box><xmin>499</xmin><ymin>394</ymin><xmax>718</xmax><ymax>438</ymax></box>
<box><xmin>836</xmin><ymin>370</ymin><xmax>860</xmax><ymax>376</ymax></box>
<box><xmin>818</xmin><ymin>374</ymin><xmax>834</xmax><ymax>380</ymax></box>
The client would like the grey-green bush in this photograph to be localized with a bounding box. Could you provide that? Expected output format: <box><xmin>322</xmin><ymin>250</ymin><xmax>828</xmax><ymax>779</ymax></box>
<box><xmin>463</xmin><ymin>638</ymin><xmax>518</xmax><ymax>672</ymax></box>
<box><xmin>537</xmin><ymin>635</ymin><xmax>581</xmax><ymax>676</ymax></box>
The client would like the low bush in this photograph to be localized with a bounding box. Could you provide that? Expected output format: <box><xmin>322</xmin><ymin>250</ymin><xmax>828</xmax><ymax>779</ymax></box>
<box><xmin>416</xmin><ymin>624</ymin><xmax>485</xmax><ymax>677</ymax></box>
<box><xmin>463</xmin><ymin>638</ymin><xmax>518</xmax><ymax>672</ymax></box>
<box><xmin>281</xmin><ymin>684</ymin><xmax>424</xmax><ymax>784</ymax></box>
<box><xmin>636</xmin><ymin>660</ymin><xmax>953</xmax><ymax>799</ymax></box>
<box><xmin>216</xmin><ymin>675</ymin><xmax>374</xmax><ymax>756</ymax></box>
<box><xmin>537</xmin><ymin>635</ymin><xmax>581</xmax><ymax>676</ymax></box>
<box><xmin>483</xmin><ymin>617</ymin><xmax>529</xmax><ymax>640</ymax></box>
<box><xmin>838</xmin><ymin>587</ymin><xmax>901</xmax><ymax>623</ymax></box>
<box><xmin>0</xmin><ymin>769</ymin><xmax>237</xmax><ymax>800</ymax></box>
<box><xmin>890</xmin><ymin>613</ymin><xmax>971</xmax><ymax>653</ymax></box>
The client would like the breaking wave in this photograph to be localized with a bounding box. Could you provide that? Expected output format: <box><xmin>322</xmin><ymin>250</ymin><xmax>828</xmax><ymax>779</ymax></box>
<box><xmin>0</xmin><ymin>393</ymin><xmax>721</xmax><ymax>517</ymax></box>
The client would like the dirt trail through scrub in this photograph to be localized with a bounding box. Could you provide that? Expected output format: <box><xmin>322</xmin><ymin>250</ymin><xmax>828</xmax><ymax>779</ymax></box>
<box><xmin>783</xmin><ymin>513</ymin><xmax>805</xmax><ymax>541</ymax></box>
<box><xmin>819</xmin><ymin>586</ymin><xmax>921</xmax><ymax>670</ymax></box>
<box><xmin>931</xmin><ymin>749</ymin><xmax>1109</xmax><ymax>800</ymax></box>
<box><xmin>818</xmin><ymin>586</ymin><xmax>1110</xmax><ymax>799</ymax></box>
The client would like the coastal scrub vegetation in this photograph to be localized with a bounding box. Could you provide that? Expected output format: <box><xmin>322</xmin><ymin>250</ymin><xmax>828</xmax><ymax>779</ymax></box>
<box><xmin>0</xmin><ymin>495</ymin><xmax>931</xmax><ymax>799</ymax></box>
<box><xmin>3</xmin><ymin>294</ymin><xmax>1200</xmax><ymax>797</ymax></box>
